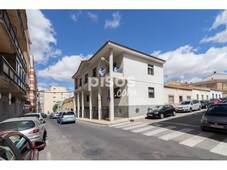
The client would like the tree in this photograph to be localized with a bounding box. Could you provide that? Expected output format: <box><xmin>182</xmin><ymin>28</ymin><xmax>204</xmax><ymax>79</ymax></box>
<box><xmin>52</xmin><ymin>104</ymin><xmax>58</xmax><ymax>112</ymax></box>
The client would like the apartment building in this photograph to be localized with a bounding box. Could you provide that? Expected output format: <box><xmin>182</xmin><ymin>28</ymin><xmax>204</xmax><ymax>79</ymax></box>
<box><xmin>72</xmin><ymin>40</ymin><xmax>165</xmax><ymax>121</ymax></box>
<box><xmin>42</xmin><ymin>85</ymin><xmax>70</xmax><ymax>114</ymax></box>
<box><xmin>0</xmin><ymin>10</ymin><xmax>33</xmax><ymax>121</ymax></box>
<box><xmin>191</xmin><ymin>72</ymin><xmax>227</xmax><ymax>97</ymax></box>
<box><xmin>164</xmin><ymin>80</ymin><xmax>222</xmax><ymax>106</ymax></box>
<box><xmin>29</xmin><ymin>54</ymin><xmax>37</xmax><ymax>112</ymax></box>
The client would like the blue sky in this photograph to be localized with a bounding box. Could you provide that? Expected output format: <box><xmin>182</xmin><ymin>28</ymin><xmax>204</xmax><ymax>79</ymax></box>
<box><xmin>26</xmin><ymin>10</ymin><xmax>227</xmax><ymax>91</ymax></box>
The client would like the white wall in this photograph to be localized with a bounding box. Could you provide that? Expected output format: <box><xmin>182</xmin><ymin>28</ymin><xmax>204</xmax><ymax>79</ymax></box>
<box><xmin>123</xmin><ymin>53</ymin><xmax>164</xmax><ymax>106</ymax></box>
<box><xmin>192</xmin><ymin>90</ymin><xmax>210</xmax><ymax>100</ymax></box>
<box><xmin>210</xmin><ymin>90</ymin><xmax>223</xmax><ymax>99</ymax></box>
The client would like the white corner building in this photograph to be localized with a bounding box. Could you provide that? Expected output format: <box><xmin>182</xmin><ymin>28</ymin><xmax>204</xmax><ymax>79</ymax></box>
<box><xmin>72</xmin><ymin>40</ymin><xmax>165</xmax><ymax>121</ymax></box>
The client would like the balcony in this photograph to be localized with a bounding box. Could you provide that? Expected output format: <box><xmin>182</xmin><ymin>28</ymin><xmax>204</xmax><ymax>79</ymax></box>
<box><xmin>1</xmin><ymin>10</ymin><xmax>27</xmax><ymax>70</ymax></box>
<box><xmin>0</xmin><ymin>55</ymin><xmax>26</xmax><ymax>94</ymax></box>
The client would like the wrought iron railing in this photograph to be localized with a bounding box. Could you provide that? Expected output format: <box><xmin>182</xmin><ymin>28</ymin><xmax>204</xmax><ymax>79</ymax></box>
<box><xmin>0</xmin><ymin>56</ymin><xmax>26</xmax><ymax>94</ymax></box>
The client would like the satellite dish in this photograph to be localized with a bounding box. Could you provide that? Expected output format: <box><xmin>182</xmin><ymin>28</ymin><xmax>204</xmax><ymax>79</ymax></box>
<box><xmin>98</xmin><ymin>68</ymin><xmax>106</xmax><ymax>76</ymax></box>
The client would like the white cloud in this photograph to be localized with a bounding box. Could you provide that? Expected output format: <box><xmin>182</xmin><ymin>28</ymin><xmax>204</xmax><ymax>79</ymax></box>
<box><xmin>70</xmin><ymin>10</ymin><xmax>82</xmax><ymax>22</ymax></box>
<box><xmin>104</xmin><ymin>11</ymin><xmax>121</xmax><ymax>29</ymax></box>
<box><xmin>37</xmin><ymin>54</ymin><xmax>92</xmax><ymax>82</ymax></box>
<box><xmin>154</xmin><ymin>45</ymin><xmax>227</xmax><ymax>83</ymax></box>
<box><xmin>27</xmin><ymin>10</ymin><xmax>61</xmax><ymax>64</ymax></box>
<box><xmin>201</xmin><ymin>10</ymin><xmax>227</xmax><ymax>44</ymax></box>
<box><xmin>87</xmin><ymin>12</ymin><xmax>98</xmax><ymax>22</ymax></box>
<box><xmin>210</xmin><ymin>10</ymin><xmax>227</xmax><ymax>30</ymax></box>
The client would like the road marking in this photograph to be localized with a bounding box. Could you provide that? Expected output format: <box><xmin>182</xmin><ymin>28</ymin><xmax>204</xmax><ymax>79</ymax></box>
<box><xmin>160</xmin><ymin>122</ymin><xmax>200</xmax><ymax>128</ymax></box>
<box><xmin>143</xmin><ymin>126</ymin><xmax>176</xmax><ymax>136</ymax></box>
<box><xmin>108</xmin><ymin>122</ymin><xmax>131</xmax><ymax>127</ymax></box>
<box><xmin>131</xmin><ymin>125</ymin><xmax>160</xmax><ymax>133</ymax></box>
<box><xmin>115</xmin><ymin>122</ymin><xmax>142</xmax><ymax>129</ymax></box>
<box><xmin>159</xmin><ymin>128</ymin><xmax>193</xmax><ymax>141</ymax></box>
<box><xmin>210</xmin><ymin>138</ymin><xmax>227</xmax><ymax>156</ymax></box>
<box><xmin>180</xmin><ymin>132</ymin><xmax>214</xmax><ymax>147</ymax></box>
<box><xmin>46</xmin><ymin>151</ymin><xmax>52</xmax><ymax>160</ymax></box>
<box><xmin>123</xmin><ymin>123</ymin><xmax>151</xmax><ymax>130</ymax></box>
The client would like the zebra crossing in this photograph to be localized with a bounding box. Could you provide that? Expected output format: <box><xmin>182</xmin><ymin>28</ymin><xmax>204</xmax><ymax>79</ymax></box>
<box><xmin>108</xmin><ymin>121</ymin><xmax>227</xmax><ymax>157</ymax></box>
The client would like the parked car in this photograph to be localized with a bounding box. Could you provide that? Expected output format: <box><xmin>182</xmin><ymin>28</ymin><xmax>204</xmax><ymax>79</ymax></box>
<box><xmin>41</xmin><ymin>113</ymin><xmax>47</xmax><ymax>118</ymax></box>
<box><xmin>57</xmin><ymin>112</ymin><xmax>76</xmax><ymax>124</ymax></box>
<box><xmin>200</xmin><ymin>100</ymin><xmax>212</xmax><ymax>109</ymax></box>
<box><xmin>210</xmin><ymin>98</ymin><xmax>222</xmax><ymax>104</ymax></box>
<box><xmin>49</xmin><ymin>112</ymin><xmax>59</xmax><ymax>119</ymax></box>
<box><xmin>200</xmin><ymin>103</ymin><xmax>227</xmax><ymax>133</ymax></box>
<box><xmin>21</xmin><ymin>113</ymin><xmax>46</xmax><ymax>124</ymax></box>
<box><xmin>147</xmin><ymin>105</ymin><xmax>176</xmax><ymax>119</ymax></box>
<box><xmin>176</xmin><ymin>100</ymin><xmax>201</xmax><ymax>112</ymax></box>
<box><xmin>0</xmin><ymin>117</ymin><xmax>47</xmax><ymax>142</ymax></box>
<box><xmin>0</xmin><ymin>130</ymin><xmax>46</xmax><ymax>160</ymax></box>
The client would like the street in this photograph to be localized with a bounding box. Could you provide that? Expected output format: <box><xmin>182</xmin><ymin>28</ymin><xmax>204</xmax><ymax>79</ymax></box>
<box><xmin>40</xmin><ymin>110</ymin><xmax>227</xmax><ymax>160</ymax></box>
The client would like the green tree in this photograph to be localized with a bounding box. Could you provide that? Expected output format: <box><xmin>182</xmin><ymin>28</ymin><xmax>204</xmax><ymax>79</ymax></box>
<box><xmin>52</xmin><ymin>104</ymin><xmax>58</xmax><ymax>112</ymax></box>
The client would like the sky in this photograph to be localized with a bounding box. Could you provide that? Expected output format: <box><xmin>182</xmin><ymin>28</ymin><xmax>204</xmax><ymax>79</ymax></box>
<box><xmin>25</xmin><ymin>9</ymin><xmax>227</xmax><ymax>92</ymax></box>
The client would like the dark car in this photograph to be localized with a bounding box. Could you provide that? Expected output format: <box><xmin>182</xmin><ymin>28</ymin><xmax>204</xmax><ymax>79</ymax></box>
<box><xmin>147</xmin><ymin>105</ymin><xmax>176</xmax><ymax>119</ymax></box>
<box><xmin>41</xmin><ymin>113</ymin><xmax>47</xmax><ymax>118</ymax></box>
<box><xmin>200</xmin><ymin>103</ymin><xmax>227</xmax><ymax>133</ymax></box>
<box><xmin>0</xmin><ymin>131</ymin><xmax>46</xmax><ymax>160</ymax></box>
<box><xmin>200</xmin><ymin>100</ymin><xmax>212</xmax><ymax>109</ymax></box>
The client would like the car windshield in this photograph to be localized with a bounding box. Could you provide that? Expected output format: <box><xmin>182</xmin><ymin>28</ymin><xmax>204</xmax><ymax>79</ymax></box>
<box><xmin>151</xmin><ymin>105</ymin><xmax>163</xmax><ymax>111</ymax></box>
<box><xmin>22</xmin><ymin>114</ymin><xmax>40</xmax><ymax>118</ymax></box>
<box><xmin>206</xmin><ymin>105</ymin><xmax>227</xmax><ymax>116</ymax></box>
<box><xmin>0</xmin><ymin>120</ymin><xmax>35</xmax><ymax>131</ymax></box>
<box><xmin>200</xmin><ymin>101</ymin><xmax>205</xmax><ymax>103</ymax></box>
<box><xmin>180</xmin><ymin>101</ymin><xmax>191</xmax><ymax>105</ymax></box>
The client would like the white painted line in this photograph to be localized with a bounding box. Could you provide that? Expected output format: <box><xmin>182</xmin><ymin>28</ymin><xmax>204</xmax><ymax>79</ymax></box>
<box><xmin>161</xmin><ymin>122</ymin><xmax>200</xmax><ymax>128</ymax></box>
<box><xmin>46</xmin><ymin>151</ymin><xmax>52</xmax><ymax>160</ymax></box>
<box><xmin>210</xmin><ymin>138</ymin><xmax>227</xmax><ymax>156</ymax></box>
<box><xmin>159</xmin><ymin>128</ymin><xmax>193</xmax><ymax>141</ymax></box>
<box><xmin>108</xmin><ymin>122</ymin><xmax>131</xmax><ymax>127</ymax></box>
<box><xmin>131</xmin><ymin>125</ymin><xmax>159</xmax><ymax>133</ymax></box>
<box><xmin>115</xmin><ymin>122</ymin><xmax>142</xmax><ymax>129</ymax></box>
<box><xmin>180</xmin><ymin>132</ymin><xmax>214</xmax><ymax>147</ymax></box>
<box><xmin>123</xmin><ymin>123</ymin><xmax>150</xmax><ymax>130</ymax></box>
<box><xmin>143</xmin><ymin>126</ymin><xmax>176</xmax><ymax>136</ymax></box>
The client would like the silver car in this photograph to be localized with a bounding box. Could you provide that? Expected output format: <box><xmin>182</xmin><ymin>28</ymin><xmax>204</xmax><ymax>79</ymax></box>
<box><xmin>21</xmin><ymin>113</ymin><xmax>46</xmax><ymax>124</ymax></box>
<box><xmin>200</xmin><ymin>103</ymin><xmax>227</xmax><ymax>132</ymax></box>
<box><xmin>0</xmin><ymin>117</ymin><xmax>47</xmax><ymax>142</ymax></box>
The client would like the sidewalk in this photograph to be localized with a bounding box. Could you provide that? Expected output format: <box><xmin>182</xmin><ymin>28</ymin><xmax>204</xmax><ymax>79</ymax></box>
<box><xmin>77</xmin><ymin>115</ymin><xmax>146</xmax><ymax>126</ymax></box>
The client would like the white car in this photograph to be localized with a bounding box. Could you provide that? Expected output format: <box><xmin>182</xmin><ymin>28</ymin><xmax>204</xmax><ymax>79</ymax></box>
<box><xmin>21</xmin><ymin>113</ymin><xmax>46</xmax><ymax>124</ymax></box>
<box><xmin>176</xmin><ymin>100</ymin><xmax>201</xmax><ymax>112</ymax></box>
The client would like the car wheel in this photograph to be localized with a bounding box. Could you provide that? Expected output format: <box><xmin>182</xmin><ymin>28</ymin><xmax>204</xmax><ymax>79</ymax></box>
<box><xmin>190</xmin><ymin>108</ymin><xmax>192</xmax><ymax>112</ymax></box>
<box><xmin>159</xmin><ymin>113</ymin><xmax>164</xmax><ymax>119</ymax></box>
<box><xmin>172</xmin><ymin>111</ymin><xmax>176</xmax><ymax>116</ymax></box>
<box><xmin>200</xmin><ymin>126</ymin><xmax>206</xmax><ymax>131</ymax></box>
<box><xmin>43</xmin><ymin>131</ymin><xmax>47</xmax><ymax>141</ymax></box>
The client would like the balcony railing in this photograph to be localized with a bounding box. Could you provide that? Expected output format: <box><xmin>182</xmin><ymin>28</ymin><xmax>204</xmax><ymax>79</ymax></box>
<box><xmin>2</xmin><ymin>10</ymin><xmax>27</xmax><ymax>70</ymax></box>
<box><xmin>0</xmin><ymin>56</ymin><xmax>26</xmax><ymax>94</ymax></box>
<box><xmin>16</xmin><ymin>10</ymin><xmax>26</xmax><ymax>42</ymax></box>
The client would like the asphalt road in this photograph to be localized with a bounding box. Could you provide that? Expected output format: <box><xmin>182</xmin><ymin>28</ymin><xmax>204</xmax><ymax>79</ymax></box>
<box><xmin>39</xmin><ymin>111</ymin><xmax>227</xmax><ymax>160</ymax></box>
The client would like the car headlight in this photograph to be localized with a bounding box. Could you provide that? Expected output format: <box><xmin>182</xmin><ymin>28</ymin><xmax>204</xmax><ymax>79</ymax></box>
<box><xmin>202</xmin><ymin>115</ymin><xmax>207</xmax><ymax>121</ymax></box>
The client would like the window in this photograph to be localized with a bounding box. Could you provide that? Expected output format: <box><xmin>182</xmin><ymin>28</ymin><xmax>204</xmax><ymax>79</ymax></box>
<box><xmin>92</xmin><ymin>68</ymin><xmax>96</xmax><ymax>77</ymax></box>
<box><xmin>179</xmin><ymin>96</ymin><xmax>183</xmax><ymax>102</ymax></box>
<box><xmin>114</xmin><ymin>87</ymin><xmax>121</xmax><ymax>99</ymax></box>
<box><xmin>216</xmin><ymin>94</ymin><xmax>218</xmax><ymax>98</ymax></box>
<box><xmin>201</xmin><ymin>95</ymin><xmax>204</xmax><ymax>100</ymax></box>
<box><xmin>187</xmin><ymin>96</ymin><xmax>191</xmax><ymax>100</ymax></box>
<box><xmin>168</xmin><ymin>95</ymin><xmax>174</xmax><ymax>104</ymax></box>
<box><xmin>148</xmin><ymin>87</ymin><xmax>155</xmax><ymax>98</ymax></box>
<box><xmin>86</xmin><ymin>95</ymin><xmax>89</xmax><ymax>102</ymax></box>
<box><xmin>206</xmin><ymin>95</ymin><xmax>209</xmax><ymax>100</ymax></box>
<box><xmin>212</xmin><ymin>93</ymin><xmax>214</xmax><ymax>99</ymax></box>
<box><xmin>84</xmin><ymin>74</ymin><xmax>88</xmax><ymax>84</ymax></box>
<box><xmin>148</xmin><ymin>64</ymin><xmax>154</xmax><ymax>75</ymax></box>
<box><xmin>196</xmin><ymin>94</ymin><xmax>199</xmax><ymax>100</ymax></box>
<box><xmin>79</xmin><ymin>78</ymin><xmax>82</xmax><ymax>87</ymax></box>
<box><xmin>8</xmin><ymin>134</ymin><xmax>32</xmax><ymax>160</ymax></box>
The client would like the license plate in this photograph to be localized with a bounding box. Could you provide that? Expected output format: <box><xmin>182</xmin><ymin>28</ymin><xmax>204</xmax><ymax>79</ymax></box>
<box><xmin>210</xmin><ymin>124</ymin><xmax>224</xmax><ymax>129</ymax></box>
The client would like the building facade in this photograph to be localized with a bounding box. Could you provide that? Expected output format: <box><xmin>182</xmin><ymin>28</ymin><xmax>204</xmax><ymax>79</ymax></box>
<box><xmin>42</xmin><ymin>85</ymin><xmax>70</xmax><ymax>114</ymax></box>
<box><xmin>164</xmin><ymin>80</ymin><xmax>222</xmax><ymax>106</ymax></box>
<box><xmin>0</xmin><ymin>10</ymin><xmax>33</xmax><ymax>121</ymax></box>
<box><xmin>191</xmin><ymin>72</ymin><xmax>227</xmax><ymax>97</ymax></box>
<box><xmin>62</xmin><ymin>97</ymin><xmax>74</xmax><ymax>112</ymax></box>
<box><xmin>72</xmin><ymin>40</ymin><xmax>165</xmax><ymax>121</ymax></box>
